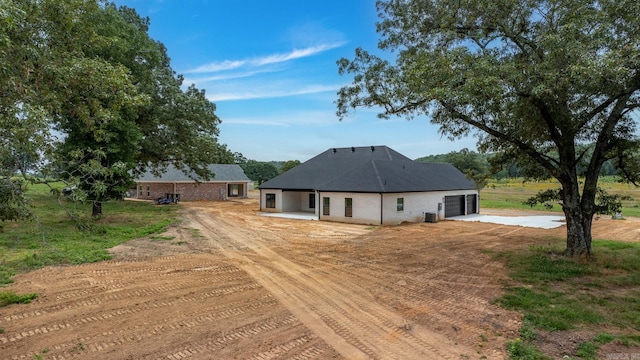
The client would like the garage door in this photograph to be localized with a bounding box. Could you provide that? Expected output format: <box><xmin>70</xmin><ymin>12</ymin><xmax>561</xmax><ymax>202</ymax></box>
<box><xmin>466</xmin><ymin>194</ymin><xmax>478</xmax><ymax>214</ymax></box>
<box><xmin>444</xmin><ymin>195</ymin><xmax>465</xmax><ymax>217</ymax></box>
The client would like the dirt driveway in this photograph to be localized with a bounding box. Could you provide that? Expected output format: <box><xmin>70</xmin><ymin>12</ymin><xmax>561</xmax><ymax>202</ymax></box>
<box><xmin>1</xmin><ymin>199</ymin><xmax>638</xmax><ymax>359</ymax></box>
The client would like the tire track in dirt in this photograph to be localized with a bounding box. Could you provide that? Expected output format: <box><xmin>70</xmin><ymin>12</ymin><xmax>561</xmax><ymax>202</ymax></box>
<box><xmin>191</xmin><ymin>209</ymin><xmax>474</xmax><ymax>359</ymax></box>
<box><xmin>0</xmin><ymin>260</ymin><xmax>253</xmax><ymax>328</ymax></box>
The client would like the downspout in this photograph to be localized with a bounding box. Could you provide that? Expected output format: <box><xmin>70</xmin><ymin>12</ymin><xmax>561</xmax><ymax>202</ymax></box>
<box><xmin>380</xmin><ymin>193</ymin><xmax>383</xmax><ymax>225</ymax></box>
<box><xmin>318</xmin><ymin>191</ymin><xmax>321</xmax><ymax>220</ymax></box>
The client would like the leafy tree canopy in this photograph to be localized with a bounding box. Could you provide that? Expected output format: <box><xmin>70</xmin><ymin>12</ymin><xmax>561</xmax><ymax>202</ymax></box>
<box><xmin>279</xmin><ymin>160</ymin><xmax>301</xmax><ymax>174</ymax></box>
<box><xmin>1</xmin><ymin>0</ymin><xmax>233</xmax><ymax>220</ymax></box>
<box><xmin>241</xmin><ymin>161</ymin><xmax>279</xmax><ymax>185</ymax></box>
<box><xmin>416</xmin><ymin>148</ymin><xmax>489</xmax><ymax>189</ymax></box>
<box><xmin>337</xmin><ymin>0</ymin><xmax>640</xmax><ymax>256</ymax></box>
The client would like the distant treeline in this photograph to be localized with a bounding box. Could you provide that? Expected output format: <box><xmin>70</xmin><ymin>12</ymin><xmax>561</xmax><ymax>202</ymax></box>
<box><xmin>415</xmin><ymin>148</ymin><xmax>621</xmax><ymax>179</ymax></box>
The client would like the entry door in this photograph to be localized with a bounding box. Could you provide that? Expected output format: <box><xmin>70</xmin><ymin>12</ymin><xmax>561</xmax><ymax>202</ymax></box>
<box><xmin>309</xmin><ymin>193</ymin><xmax>315</xmax><ymax>209</ymax></box>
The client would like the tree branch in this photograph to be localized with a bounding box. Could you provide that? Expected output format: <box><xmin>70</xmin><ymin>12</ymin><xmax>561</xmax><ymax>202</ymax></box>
<box><xmin>439</xmin><ymin>100</ymin><xmax>559</xmax><ymax>172</ymax></box>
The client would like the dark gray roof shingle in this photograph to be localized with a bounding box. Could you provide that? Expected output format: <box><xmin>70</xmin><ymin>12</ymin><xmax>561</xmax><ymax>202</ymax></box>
<box><xmin>259</xmin><ymin>146</ymin><xmax>475</xmax><ymax>192</ymax></box>
<box><xmin>136</xmin><ymin>164</ymin><xmax>250</xmax><ymax>182</ymax></box>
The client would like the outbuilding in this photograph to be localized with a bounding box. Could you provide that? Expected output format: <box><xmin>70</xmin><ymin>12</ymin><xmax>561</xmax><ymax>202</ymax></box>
<box><xmin>134</xmin><ymin>164</ymin><xmax>251</xmax><ymax>201</ymax></box>
<box><xmin>258</xmin><ymin>146</ymin><xmax>478</xmax><ymax>225</ymax></box>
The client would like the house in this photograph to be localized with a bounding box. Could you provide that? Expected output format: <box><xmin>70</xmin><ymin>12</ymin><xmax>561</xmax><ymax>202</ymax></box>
<box><xmin>133</xmin><ymin>164</ymin><xmax>251</xmax><ymax>201</ymax></box>
<box><xmin>258</xmin><ymin>146</ymin><xmax>478</xmax><ymax>225</ymax></box>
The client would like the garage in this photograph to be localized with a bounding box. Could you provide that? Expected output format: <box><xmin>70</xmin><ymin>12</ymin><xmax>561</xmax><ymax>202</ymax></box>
<box><xmin>444</xmin><ymin>195</ymin><xmax>466</xmax><ymax>217</ymax></box>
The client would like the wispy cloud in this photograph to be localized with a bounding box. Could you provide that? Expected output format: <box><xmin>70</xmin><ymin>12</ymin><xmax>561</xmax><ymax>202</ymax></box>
<box><xmin>222</xmin><ymin>110</ymin><xmax>338</xmax><ymax>127</ymax></box>
<box><xmin>183</xmin><ymin>67</ymin><xmax>283</xmax><ymax>85</ymax></box>
<box><xmin>184</xmin><ymin>42</ymin><xmax>345</xmax><ymax>74</ymax></box>
<box><xmin>253</xmin><ymin>43</ymin><xmax>344</xmax><ymax>66</ymax></box>
<box><xmin>185</xmin><ymin>60</ymin><xmax>247</xmax><ymax>74</ymax></box>
<box><xmin>207</xmin><ymin>84</ymin><xmax>341</xmax><ymax>102</ymax></box>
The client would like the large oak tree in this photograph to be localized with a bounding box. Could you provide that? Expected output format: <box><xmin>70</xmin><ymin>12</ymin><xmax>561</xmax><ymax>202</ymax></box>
<box><xmin>337</xmin><ymin>0</ymin><xmax>640</xmax><ymax>256</ymax></box>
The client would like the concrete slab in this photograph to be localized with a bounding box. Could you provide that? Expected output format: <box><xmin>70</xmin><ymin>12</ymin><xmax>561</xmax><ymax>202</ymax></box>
<box><xmin>259</xmin><ymin>212</ymin><xmax>318</xmax><ymax>221</ymax></box>
<box><xmin>449</xmin><ymin>213</ymin><xmax>565</xmax><ymax>229</ymax></box>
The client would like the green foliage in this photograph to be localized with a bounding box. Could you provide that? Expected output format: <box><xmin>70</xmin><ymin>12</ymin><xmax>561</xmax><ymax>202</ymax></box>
<box><xmin>416</xmin><ymin>148</ymin><xmax>490</xmax><ymax>189</ymax></box>
<box><xmin>279</xmin><ymin>160</ymin><xmax>301</xmax><ymax>174</ymax></box>
<box><xmin>0</xmin><ymin>291</ymin><xmax>38</xmax><ymax>307</ymax></box>
<box><xmin>523</xmin><ymin>189</ymin><xmax>561</xmax><ymax>210</ymax></box>
<box><xmin>594</xmin><ymin>332</ymin><xmax>615</xmax><ymax>345</ymax></box>
<box><xmin>1</xmin><ymin>0</ymin><xmax>233</xmax><ymax>219</ymax></box>
<box><xmin>0</xmin><ymin>177</ymin><xmax>32</xmax><ymax>225</ymax></box>
<box><xmin>519</xmin><ymin>320</ymin><xmax>537</xmax><ymax>342</ymax></box>
<box><xmin>242</xmin><ymin>160</ymin><xmax>279</xmax><ymax>185</ymax></box>
<box><xmin>576</xmin><ymin>341</ymin><xmax>598</xmax><ymax>359</ymax></box>
<box><xmin>506</xmin><ymin>338</ymin><xmax>550</xmax><ymax>360</ymax></box>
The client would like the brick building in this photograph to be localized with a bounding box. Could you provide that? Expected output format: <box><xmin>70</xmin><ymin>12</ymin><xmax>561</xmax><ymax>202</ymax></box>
<box><xmin>133</xmin><ymin>164</ymin><xmax>251</xmax><ymax>201</ymax></box>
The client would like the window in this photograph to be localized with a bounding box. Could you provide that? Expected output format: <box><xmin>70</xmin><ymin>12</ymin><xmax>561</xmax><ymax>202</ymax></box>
<box><xmin>309</xmin><ymin>194</ymin><xmax>315</xmax><ymax>209</ymax></box>
<box><xmin>266</xmin><ymin>193</ymin><xmax>276</xmax><ymax>208</ymax></box>
<box><xmin>397</xmin><ymin>198</ymin><xmax>404</xmax><ymax>212</ymax></box>
<box><xmin>345</xmin><ymin>198</ymin><xmax>353</xmax><ymax>217</ymax></box>
<box><xmin>146</xmin><ymin>185</ymin><xmax>150</xmax><ymax>197</ymax></box>
<box><xmin>323</xmin><ymin>197</ymin><xmax>330</xmax><ymax>215</ymax></box>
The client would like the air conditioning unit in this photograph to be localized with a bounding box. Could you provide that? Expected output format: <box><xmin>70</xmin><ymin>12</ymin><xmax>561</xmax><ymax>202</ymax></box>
<box><xmin>424</xmin><ymin>212</ymin><xmax>437</xmax><ymax>223</ymax></box>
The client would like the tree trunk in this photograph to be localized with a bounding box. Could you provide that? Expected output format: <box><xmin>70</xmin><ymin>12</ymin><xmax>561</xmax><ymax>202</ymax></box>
<box><xmin>563</xmin><ymin>205</ymin><xmax>592</xmax><ymax>257</ymax></box>
<box><xmin>561</xmin><ymin>179</ymin><xmax>593</xmax><ymax>257</ymax></box>
<box><xmin>92</xmin><ymin>201</ymin><xmax>102</xmax><ymax>218</ymax></box>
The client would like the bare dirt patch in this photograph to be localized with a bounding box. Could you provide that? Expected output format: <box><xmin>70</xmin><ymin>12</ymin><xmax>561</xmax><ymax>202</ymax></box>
<box><xmin>1</xmin><ymin>199</ymin><xmax>638</xmax><ymax>359</ymax></box>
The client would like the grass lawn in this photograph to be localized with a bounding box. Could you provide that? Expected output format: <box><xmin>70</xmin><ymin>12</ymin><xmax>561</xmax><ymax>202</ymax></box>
<box><xmin>494</xmin><ymin>241</ymin><xmax>640</xmax><ymax>359</ymax></box>
<box><xmin>482</xmin><ymin>178</ymin><xmax>640</xmax><ymax>359</ymax></box>
<box><xmin>0</xmin><ymin>183</ymin><xmax>180</xmax><ymax>288</ymax></box>
<box><xmin>482</xmin><ymin>177</ymin><xmax>640</xmax><ymax>218</ymax></box>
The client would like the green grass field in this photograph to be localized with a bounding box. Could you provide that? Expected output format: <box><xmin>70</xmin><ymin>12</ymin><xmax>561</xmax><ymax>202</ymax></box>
<box><xmin>495</xmin><ymin>241</ymin><xmax>640</xmax><ymax>359</ymax></box>
<box><xmin>481</xmin><ymin>177</ymin><xmax>640</xmax><ymax>218</ymax></box>
<box><xmin>0</xmin><ymin>183</ymin><xmax>179</xmax><ymax>287</ymax></box>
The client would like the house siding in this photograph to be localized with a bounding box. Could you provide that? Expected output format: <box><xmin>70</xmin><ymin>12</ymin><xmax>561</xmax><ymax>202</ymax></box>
<box><xmin>260</xmin><ymin>189</ymin><xmax>478</xmax><ymax>225</ymax></box>
<box><xmin>260</xmin><ymin>189</ymin><xmax>283</xmax><ymax>212</ymax></box>
<box><xmin>135</xmin><ymin>182</ymin><xmax>231</xmax><ymax>201</ymax></box>
<box><xmin>318</xmin><ymin>192</ymin><xmax>382</xmax><ymax>225</ymax></box>
<box><xmin>381</xmin><ymin>190</ymin><xmax>478</xmax><ymax>225</ymax></box>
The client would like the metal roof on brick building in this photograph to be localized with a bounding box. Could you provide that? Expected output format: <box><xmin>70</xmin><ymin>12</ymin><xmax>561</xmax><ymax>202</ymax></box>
<box><xmin>135</xmin><ymin>164</ymin><xmax>250</xmax><ymax>182</ymax></box>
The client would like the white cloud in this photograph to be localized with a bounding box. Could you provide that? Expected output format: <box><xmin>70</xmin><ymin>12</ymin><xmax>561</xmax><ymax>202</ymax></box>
<box><xmin>184</xmin><ymin>42</ymin><xmax>345</xmax><ymax>74</ymax></box>
<box><xmin>253</xmin><ymin>43</ymin><xmax>345</xmax><ymax>66</ymax></box>
<box><xmin>185</xmin><ymin>60</ymin><xmax>247</xmax><ymax>74</ymax></box>
<box><xmin>222</xmin><ymin>109</ymin><xmax>339</xmax><ymax>127</ymax></box>
<box><xmin>183</xmin><ymin>67</ymin><xmax>283</xmax><ymax>85</ymax></box>
<box><xmin>207</xmin><ymin>84</ymin><xmax>341</xmax><ymax>102</ymax></box>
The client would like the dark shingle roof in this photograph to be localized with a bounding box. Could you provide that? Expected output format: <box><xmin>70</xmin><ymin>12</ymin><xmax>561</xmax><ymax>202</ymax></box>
<box><xmin>136</xmin><ymin>164</ymin><xmax>250</xmax><ymax>182</ymax></box>
<box><xmin>259</xmin><ymin>146</ymin><xmax>475</xmax><ymax>192</ymax></box>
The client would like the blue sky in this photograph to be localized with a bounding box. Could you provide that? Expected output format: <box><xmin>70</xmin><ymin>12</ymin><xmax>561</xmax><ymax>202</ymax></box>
<box><xmin>111</xmin><ymin>0</ymin><xmax>477</xmax><ymax>161</ymax></box>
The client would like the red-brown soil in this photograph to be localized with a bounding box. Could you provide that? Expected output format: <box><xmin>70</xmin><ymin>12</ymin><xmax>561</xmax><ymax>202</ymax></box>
<box><xmin>1</xmin><ymin>199</ymin><xmax>638</xmax><ymax>359</ymax></box>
